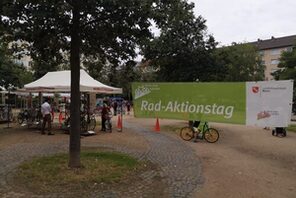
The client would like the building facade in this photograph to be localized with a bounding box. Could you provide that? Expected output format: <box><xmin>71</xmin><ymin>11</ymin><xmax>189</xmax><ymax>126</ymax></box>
<box><xmin>9</xmin><ymin>40</ymin><xmax>33</xmax><ymax>70</ymax></box>
<box><xmin>13</xmin><ymin>54</ymin><xmax>32</xmax><ymax>69</ymax></box>
<box><xmin>250</xmin><ymin>35</ymin><xmax>296</xmax><ymax>80</ymax></box>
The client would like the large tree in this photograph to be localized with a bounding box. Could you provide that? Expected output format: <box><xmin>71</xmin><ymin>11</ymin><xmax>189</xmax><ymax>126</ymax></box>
<box><xmin>116</xmin><ymin>60</ymin><xmax>141</xmax><ymax>99</ymax></box>
<box><xmin>142</xmin><ymin>1</ymin><xmax>217</xmax><ymax>82</ymax></box>
<box><xmin>1</xmin><ymin>0</ymin><xmax>184</xmax><ymax>167</ymax></box>
<box><xmin>214</xmin><ymin>43</ymin><xmax>265</xmax><ymax>82</ymax></box>
<box><xmin>272</xmin><ymin>46</ymin><xmax>296</xmax><ymax>99</ymax></box>
<box><xmin>273</xmin><ymin>47</ymin><xmax>296</xmax><ymax>80</ymax></box>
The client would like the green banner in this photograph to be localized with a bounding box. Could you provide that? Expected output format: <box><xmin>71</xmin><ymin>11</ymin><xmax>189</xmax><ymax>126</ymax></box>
<box><xmin>132</xmin><ymin>82</ymin><xmax>246</xmax><ymax>124</ymax></box>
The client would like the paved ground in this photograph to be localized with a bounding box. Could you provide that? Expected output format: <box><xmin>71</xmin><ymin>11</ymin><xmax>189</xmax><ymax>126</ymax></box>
<box><xmin>190</xmin><ymin>123</ymin><xmax>296</xmax><ymax>198</ymax></box>
<box><xmin>126</xmin><ymin>116</ymin><xmax>296</xmax><ymax>198</ymax></box>
<box><xmin>0</xmin><ymin>115</ymin><xmax>202</xmax><ymax>198</ymax></box>
<box><xmin>124</xmin><ymin>122</ymin><xmax>203</xmax><ymax>197</ymax></box>
<box><xmin>1</xmin><ymin>114</ymin><xmax>296</xmax><ymax>198</ymax></box>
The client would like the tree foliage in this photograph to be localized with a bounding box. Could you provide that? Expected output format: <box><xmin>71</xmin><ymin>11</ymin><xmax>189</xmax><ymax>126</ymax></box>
<box><xmin>213</xmin><ymin>43</ymin><xmax>265</xmax><ymax>82</ymax></box>
<box><xmin>273</xmin><ymin>47</ymin><xmax>296</xmax><ymax>80</ymax></box>
<box><xmin>1</xmin><ymin>0</ymin><xmax>155</xmax><ymax>79</ymax></box>
<box><xmin>1</xmin><ymin>0</ymin><xmax>183</xmax><ymax>167</ymax></box>
<box><xmin>82</xmin><ymin>55</ymin><xmax>107</xmax><ymax>83</ymax></box>
<box><xmin>272</xmin><ymin>46</ymin><xmax>296</xmax><ymax>99</ymax></box>
<box><xmin>0</xmin><ymin>37</ymin><xmax>33</xmax><ymax>89</ymax></box>
<box><xmin>142</xmin><ymin>0</ymin><xmax>217</xmax><ymax>82</ymax></box>
<box><xmin>116</xmin><ymin>60</ymin><xmax>141</xmax><ymax>99</ymax></box>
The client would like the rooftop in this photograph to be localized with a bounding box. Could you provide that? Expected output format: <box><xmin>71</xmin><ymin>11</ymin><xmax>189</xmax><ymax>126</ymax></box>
<box><xmin>249</xmin><ymin>35</ymin><xmax>296</xmax><ymax>50</ymax></box>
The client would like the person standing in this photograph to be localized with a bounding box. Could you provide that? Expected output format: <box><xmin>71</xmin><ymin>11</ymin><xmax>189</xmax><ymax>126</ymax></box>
<box><xmin>113</xmin><ymin>100</ymin><xmax>118</xmax><ymax>116</ymax></box>
<box><xmin>126</xmin><ymin>101</ymin><xmax>131</xmax><ymax>115</ymax></box>
<box><xmin>101</xmin><ymin>102</ymin><xmax>110</xmax><ymax>131</ymax></box>
<box><xmin>41</xmin><ymin>98</ymin><xmax>53</xmax><ymax>135</ymax></box>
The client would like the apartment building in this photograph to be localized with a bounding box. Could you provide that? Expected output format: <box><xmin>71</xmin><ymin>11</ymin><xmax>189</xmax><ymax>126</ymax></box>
<box><xmin>9</xmin><ymin>40</ymin><xmax>32</xmax><ymax>69</ymax></box>
<box><xmin>13</xmin><ymin>54</ymin><xmax>32</xmax><ymax>69</ymax></box>
<box><xmin>250</xmin><ymin>35</ymin><xmax>296</xmax><ymax>80</ymax></box>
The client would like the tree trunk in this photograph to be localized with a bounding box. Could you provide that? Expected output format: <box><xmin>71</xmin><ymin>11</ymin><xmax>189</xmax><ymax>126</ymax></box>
<box><xmin>69</xmin><ymin>2</ymin><xmax>81</xmax><ymax>168</ymax></box>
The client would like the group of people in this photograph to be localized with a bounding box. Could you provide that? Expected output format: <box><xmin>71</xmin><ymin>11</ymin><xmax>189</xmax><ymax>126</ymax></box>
<box><xmin>40</xmin><ymin>97</ymin><xmax>133</xmax><ymax>134</ymax></box>
<box><xmin>110</xmin><ymin>99</ymin><xmax>131</xmax><ymax>116</ymax></box>
<box><xmin>100</xmin><ymin>99</ymin><xmax>132</xmax><ymax>131</ymax></box>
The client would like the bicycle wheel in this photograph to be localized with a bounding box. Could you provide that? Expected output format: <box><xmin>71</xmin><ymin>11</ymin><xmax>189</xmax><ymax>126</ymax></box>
<box><xmin>81</xmin><ymin>119</ymin><xmax>88</xmax><ymax>132</ymax></box>
<box><xmin>36</xmin><ymin>119</ymin><xmax>43</xmax><ymax>130</ymax></box>
<box><xmin>88</xmin><ymin>118</ymin><xmax>96</xmax><ymax>131</ymax></box>
<box><xmin>204</xmin><ymin>128</ymin><xmax>219</xmax><ymax>143</ymax></box>
<box><xmin>9</xmin><ymin>112</ymin><xmax>13</xmax><ymax>121</ymax></box>
<box><xmin>17</xmin><ymin>114</ymin><xmax>24</xmax><ymax>124</ymax></box>
<box><xmin>180</xmin><ymin>127</ymin><xmax>195</xmax><ymax>141</ymax></box>
<box><xmin>62</xmin><ymin>117</ymin><xmax>70</xmax><ymax>133</ymax></box>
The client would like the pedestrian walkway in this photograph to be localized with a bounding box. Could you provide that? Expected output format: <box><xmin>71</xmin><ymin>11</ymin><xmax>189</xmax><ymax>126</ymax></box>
<box><xmin>0</xmin><ymin>120</ymin><xmax>202</xmax><ymax>197</ymax></box>
<box><xmin>124</xmin><ymin>122</ymin><xmax>203</xmax><ymax>198</ymax></box>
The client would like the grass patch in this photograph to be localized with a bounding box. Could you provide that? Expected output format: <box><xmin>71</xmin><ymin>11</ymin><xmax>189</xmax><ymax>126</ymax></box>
<box><xmin>287</xmin><ymin>124</ymin><xmax>296</xmax><ymax>133</ymax></box>
<box><xmin>13</xmin><ymin>151</ymin><xmax>142</xmax><ymax>195</ymax></box>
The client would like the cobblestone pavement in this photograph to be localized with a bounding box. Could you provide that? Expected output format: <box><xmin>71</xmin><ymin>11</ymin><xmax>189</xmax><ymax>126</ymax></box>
<box><xmin>0</xmin><ymin>121</ymin><xmax>202</xmax><ymax>198</ymax></box>
<box><xmin>124</xmin><ymin>122</ymin><xmax>203</xmax><ymax>198</ymax></box>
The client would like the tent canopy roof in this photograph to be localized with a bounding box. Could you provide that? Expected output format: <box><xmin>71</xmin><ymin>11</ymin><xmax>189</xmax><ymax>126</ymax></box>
<box><xmin>23</xmin><ymin>70</ymin><xmax>122</xmax><ymax>94</ymax></box>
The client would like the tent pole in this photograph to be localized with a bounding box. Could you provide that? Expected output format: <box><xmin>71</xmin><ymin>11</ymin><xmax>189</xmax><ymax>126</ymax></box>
<box><xmin>86</xmin><ymin>92</ymin><xmax>90</xmax><ymax>122</ymax></box>
<box><xmin>38</xmin><ymin>92</ymin><xmax>42</xmax><ymax>107</ymax></box>
<box><xmin>28</xmin><ymin>93</ymin><xmax>32</xmax><ymax>108</ymax></box>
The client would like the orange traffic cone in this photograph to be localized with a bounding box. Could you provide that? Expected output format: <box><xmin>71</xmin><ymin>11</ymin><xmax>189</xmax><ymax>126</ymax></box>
<box><xmin>117</xmin><ymin>115</ymin><xmax>122</xmax><ymax>132</ymax></box>
<box><xmin>154</xmin><ymin>117</ymin><xmax>160</xmax><ymax>132</ymax></box>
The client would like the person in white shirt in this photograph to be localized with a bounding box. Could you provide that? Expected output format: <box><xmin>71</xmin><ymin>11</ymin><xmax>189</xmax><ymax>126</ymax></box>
<box><xmin>41</xmin><ymin>98</ymin><xmax>53</xmax><ymax>135</ymax></box>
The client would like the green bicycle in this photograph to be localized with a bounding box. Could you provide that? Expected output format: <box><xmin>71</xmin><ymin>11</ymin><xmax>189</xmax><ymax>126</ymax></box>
<box><xmin>180</xmin><ymin>121</ymin><xmax>219</xmax><ymax>143</ymax></box>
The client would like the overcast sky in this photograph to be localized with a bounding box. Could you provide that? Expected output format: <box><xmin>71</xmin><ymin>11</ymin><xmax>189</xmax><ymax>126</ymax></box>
<box><xmin>191</xmin><ymin>0</ymin><xmax>296</xmax><ymax>46</ymax></box>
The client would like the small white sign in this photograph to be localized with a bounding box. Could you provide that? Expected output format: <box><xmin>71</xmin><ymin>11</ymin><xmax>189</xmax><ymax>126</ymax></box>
<box><xmin>246</xmin><ymin>80</ymin><xmax>293</xmax><ymax>127</ymax></box>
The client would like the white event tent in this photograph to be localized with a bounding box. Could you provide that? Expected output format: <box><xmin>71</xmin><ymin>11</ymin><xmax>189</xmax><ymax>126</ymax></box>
<box><xmin>22</xmin><ymin>70</ymin><xmax>122</xmax><ymax>94</ymax></box>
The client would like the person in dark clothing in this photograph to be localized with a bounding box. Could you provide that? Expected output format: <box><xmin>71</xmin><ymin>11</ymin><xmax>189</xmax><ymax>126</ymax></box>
<box><xmin>113</xmin><ymin>101</ymin><xmax>118</xmax><ymax>116</ymax></box>
<box><xmin>101</xmin><ymin>102</ymin><xmax>110</xmax><ymax>131</ymax></box>
<box><xmin>126</xmin><ymin>101</ymin><xmax>131</xmax><ymax>115</ymax></box>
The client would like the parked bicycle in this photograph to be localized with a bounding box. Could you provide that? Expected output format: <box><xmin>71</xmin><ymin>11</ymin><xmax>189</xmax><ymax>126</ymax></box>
<box><xmin>0</xmin><ymin>105</ymin><xmax>13</xmax><ymax>122</ymax></box>
<box><xmin>63</xmin><ymin>112</ymin><xmax>96</xmax><ymax>133</ymax></box>
<box><xmin>81</xmin><ymin>113</ymin><xmax>96</xmax><ymax>132</ymax></box>
<box><xmin>180</xmin><ymin>121</ymin><xmax>219</xmax><ymax>143</ymax></box>
<box><xmin>104</xmin><ymin>112</ymin><xmax>113</xmax><ymax>132</ymax></box>
<box><xmin>17</xmin><ymin>109</ymin><xmax>30</xmax><ymax>124</ymax></box>
<box><xmin>17</xmin><ymin>108</ymin><xmax>42</xmax><ymax>129</ymax></box>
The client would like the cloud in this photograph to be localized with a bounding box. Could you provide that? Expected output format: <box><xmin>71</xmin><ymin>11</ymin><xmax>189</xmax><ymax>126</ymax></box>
<box><xmin>191</xmin><ymin>0</ymin><xmax>296</xmax><ymax>45</ymax></box>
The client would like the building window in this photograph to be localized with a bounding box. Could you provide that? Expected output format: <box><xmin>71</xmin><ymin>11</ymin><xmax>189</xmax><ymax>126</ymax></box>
<box><xmin>286</xmin><ymin>47</ymin><xmax>293</xmax><ymax>52</ymax></box>
<box><xmin>13</xmin><ymin>59</ymin><xmax>23</xmax><ymax>65</ymax></box>
<box><xmin>271</xmin><ymin>68</ymin><xmax>279</xmax><ymax>73</ymax></box>
<box><xmin>259</xmin><ymin>51</ymin><xmax>264</xmax><ymax>56</ymax></box>
<box><xmin>271</xmin><ymin>59</ymin><xmax>280</xmax><ymax>65</ymax></box>
<box><xmin>270</xmin><ymin>49</ymin><xmax>281</xmax><ymax>55</ymax></box>
<box><xmin>29</xmin><ymin>61</ymin><xmax>34</xmax><ymax>67</ymax></box>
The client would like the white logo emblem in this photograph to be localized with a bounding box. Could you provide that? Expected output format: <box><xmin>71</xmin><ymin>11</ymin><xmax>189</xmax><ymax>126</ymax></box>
<box><xmin>135</xmin><ymin>86</ymin><xmax>151</xmax><ymax>99</ymax></box>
